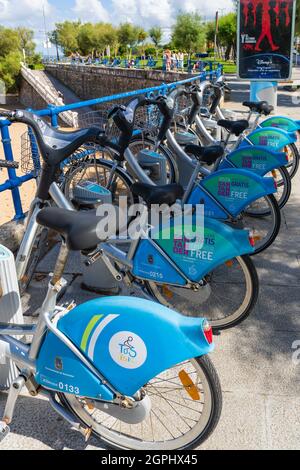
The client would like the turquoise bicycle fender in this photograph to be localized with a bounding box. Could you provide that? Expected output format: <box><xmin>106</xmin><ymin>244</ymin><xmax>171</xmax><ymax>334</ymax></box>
<box><xmin>36</xmin><ymin>330</ymin><xmax>116</xmax><ymax>401</ymax></box>
<box><xmin>240</xmin><ymin>127</ymin><xmax>297</xmax><ymax>151</ymax></box>
<box><xmin>220</xmin><ymin>146</ymin><xmax>288</xmax><ymax>176</ymax></box>
<box><xmin>259</xmin><ymin>116</ymin><xmax>300</xmax><ymax>132</ymax></box>
<box><xmin>201</xmin><ymin>168</ymin><xmax>277</xmax><ymax>218</ymax></box>
<box><xmin>56</xmin><ymin>297</ymin><xmax>213</xmax><ymax>397</ymax></box>
<box><xmin>156</xmin><ymin>216</ymin><xmax>254</xmax><ymax>281</ymax></box>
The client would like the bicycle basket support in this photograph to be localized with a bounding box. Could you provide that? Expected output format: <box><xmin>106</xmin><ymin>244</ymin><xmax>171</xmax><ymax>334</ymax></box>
<box><xmin>20</xmin><ymin>129</ymin><xmax>41</xmax><ymax>176</ymax></box>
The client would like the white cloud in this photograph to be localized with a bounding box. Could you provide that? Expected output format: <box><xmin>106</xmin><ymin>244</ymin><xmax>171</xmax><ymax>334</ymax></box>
<box><xmin>0</xmin><ymin>0</ymin><xmax>234</xmax><ymax>52</ymax></box>
<box><xmin>109</xmin><ymin>0</ymin><xmax>233</xmax><ymax>28</ymax></box>
<box><xmin>0</xmin><ymin>0</ymin><xmax>52</xmax><ymax>24</ymax></box>
<box><xmin>73</xmin><ymin>0</ymin><xmax>110</xmax><ymax>22</ymax></box>
<box><xmin>110</xmin><ymin>0</ymin><xmax>172</xmax><ymax>26</ymax></box>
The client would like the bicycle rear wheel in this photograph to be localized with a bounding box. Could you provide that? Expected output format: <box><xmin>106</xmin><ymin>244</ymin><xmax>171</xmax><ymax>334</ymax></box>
<box><xmin>146</xmin><ymin>255</ymin><xmax>258</xmax><ymax>331</ymax></box>
<box><xmin>59</xmin><ymin>355</ymin><xmax>222</xmax><ymax>450</ymax></box>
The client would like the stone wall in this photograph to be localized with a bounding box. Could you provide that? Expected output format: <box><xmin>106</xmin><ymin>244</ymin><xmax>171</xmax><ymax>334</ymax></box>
<box><xmin>44</xmin><ymin>64</ymin><xmax>194</xmax><ymax>103</ymax></box>
<box><xmin>19</xmin><ymin>78</ymin><xmax>49</xmax><ymax>110</ymax></box>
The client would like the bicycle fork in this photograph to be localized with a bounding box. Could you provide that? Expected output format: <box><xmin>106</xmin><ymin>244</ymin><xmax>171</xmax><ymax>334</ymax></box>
<box><xmin>0</xmin><ymin>370</ymin><xmax>91</xmax><ymax>443</ymax></box>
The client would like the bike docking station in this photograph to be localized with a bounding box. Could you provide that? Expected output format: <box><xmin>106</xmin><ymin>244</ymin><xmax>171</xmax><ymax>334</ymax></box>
<box><xmin>237</xmin><ymin>0</ymin><xmax>297</xmax><ymax>112</ymax></box>
<box><xmin>0</xmin><ymin>245</ymin><xmax>24</xmax><ymax>390</ymax></box>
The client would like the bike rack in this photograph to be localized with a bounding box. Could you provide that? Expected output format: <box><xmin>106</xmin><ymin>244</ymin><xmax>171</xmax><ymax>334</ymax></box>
<box><xmin>0</xmin><ymin>66</ymin><xmax>222</xmax><ymax>221</ymax></box>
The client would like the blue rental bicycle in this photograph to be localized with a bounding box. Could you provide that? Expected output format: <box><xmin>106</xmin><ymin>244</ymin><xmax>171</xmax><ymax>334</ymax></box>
<box><xmin>192</xmin><ymin>78</ymin><xmax>300</xmax><ymax>179</ymax></box>
<box><xmin>0</xmin><ymin>172</ymin><xmax>222</xmax><ymax>449</ymax></box>
<box><xmin>70</xmin><ymin>94</ymin><xmax>280</xmax><ymax>255</ymax></box>
<box><xmin>1</xmin><ymin>110</ymin><xmax>258</xmax><ymax>330</ymax></box>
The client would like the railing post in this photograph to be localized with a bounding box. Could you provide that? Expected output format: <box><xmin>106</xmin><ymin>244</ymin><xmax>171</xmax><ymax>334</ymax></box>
<box><xmin>0</xmin><ymin>120</ymin><xmax>25</xmax><ymax>220</ymax></box>
<box><xmin>48</xmin><ymin>106</ymin><xmax>59</xmax><ymax>128</ymax></box>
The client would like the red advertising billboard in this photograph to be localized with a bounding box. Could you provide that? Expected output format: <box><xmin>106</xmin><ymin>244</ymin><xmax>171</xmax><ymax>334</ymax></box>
<box><xmin>237</xmin><ymin>0</ymin><xmax>296</xmax><ymax>80</ymax></box>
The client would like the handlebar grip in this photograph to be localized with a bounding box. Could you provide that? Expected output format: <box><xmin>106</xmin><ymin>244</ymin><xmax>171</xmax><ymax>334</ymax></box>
<box><xmin>0</xmin><ymin>110</ymin><xmax>15</xmax><ymax>119</ymax></box>
<box><xmin>0</xmin><ymin>159</ymin><xmax>19</xmax><ymax>169</ymax></box>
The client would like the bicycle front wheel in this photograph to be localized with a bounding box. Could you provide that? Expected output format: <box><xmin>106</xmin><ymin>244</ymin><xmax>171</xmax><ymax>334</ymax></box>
<box><xmin>242</xmin><ymin>194</ymin><xmax>281</xmax><ymax>254</ymax></box>
<box><xmin>147</xmin><ymin>255</ymin><xmax>258</xmax><ymax>331</ymax></box>
<box><xmin>59</xmin><ymin>355</ymin><xmax>222</xmax><ymax>450</ymax></box>
<box><xmin>285</xmin><ymin>143</ymin><xmax>299</xmax><ymax>179</ymax></box>
<box><xmin>269</xmin><ymin>166</ymin><xmax>291</xmax><ymax>210</ymax></box>
<box><xmin>63</xmin><ymin>158</ymin><xmax>135</xmax><ymax>206</ymax></box>
<box><xmin>129</xmin><ymin>136</ymin><xmax>179</xmax><ymax>183</ymax></box>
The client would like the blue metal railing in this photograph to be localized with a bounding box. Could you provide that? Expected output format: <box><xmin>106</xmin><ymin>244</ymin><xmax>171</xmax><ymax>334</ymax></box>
<box><xmin>44</xmin><ymin>56</ymin><xmax>217</xmax><ymax>73</ymax></box>
<box><xmin>0</xmin><ymin>66</ymin><xmax>223</xmax><ymax>220</ymax></box>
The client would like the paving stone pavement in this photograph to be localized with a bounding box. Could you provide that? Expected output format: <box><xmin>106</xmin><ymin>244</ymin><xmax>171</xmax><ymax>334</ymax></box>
<box><xmin>0</xmin><ymin>89</ymin><xmax>300</xmax><ymax>450</ymax></box>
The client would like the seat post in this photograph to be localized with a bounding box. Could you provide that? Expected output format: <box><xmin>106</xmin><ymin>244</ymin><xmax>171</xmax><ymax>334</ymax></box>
<box><xmin>51</xmin><ymin>242</ymin><xmax>69</xmax><ymax>286</ymax></box>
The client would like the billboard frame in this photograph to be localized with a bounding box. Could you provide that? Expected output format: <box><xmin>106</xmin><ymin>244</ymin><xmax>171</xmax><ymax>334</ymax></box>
<box><xmin>237</xmin><ymin>0</ymin><xmax>297</xmax><ymax>81</ymax></box>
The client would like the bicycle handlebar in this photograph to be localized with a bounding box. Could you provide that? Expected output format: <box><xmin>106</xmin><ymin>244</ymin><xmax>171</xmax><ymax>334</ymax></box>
<box><xmin>0</xmin><ymin>110</ymin><xmax>16</xmax><ymax>120</ymax></box>
<box><xmin>0</xmin><ymin>159</ymin><xmax>19</xmax><ymax>169</ymax></box>
<box><xmin>109</xmin><ymin>94</ymin><xmax>178</xmax><ymax>151</ymax></box>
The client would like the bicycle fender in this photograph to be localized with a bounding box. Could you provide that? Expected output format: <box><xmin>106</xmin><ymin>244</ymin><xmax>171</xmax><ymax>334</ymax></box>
<box><xmin>156</xmin><ymin>216</ymin><xmax>254</xmax><ymax>281</ymax></box>
<box><xmin>201</xmin><ymin>168</ymin><xmax>277</xmax><ymax>218</ymax></box>
<box><xmin>221</xmin><ymin>146</ymin><xmax>288</xmax><ymax>176</ymax></box>
<box><xmin>57</xmin><ymin>297</ymin><xmax>213</xmax><ymax>396</ymax></box>
<box><xmin>240</xmin><ymin>127</ymin><xmax>297</xmax><ymax>151</ymax></box>
<box><xmin>259</xmin><ymin>116</ymin><xmax>300</xmax><ymax>132</ymax></box>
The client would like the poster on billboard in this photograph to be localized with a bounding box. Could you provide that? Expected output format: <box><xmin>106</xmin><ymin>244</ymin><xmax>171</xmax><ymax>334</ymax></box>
<box><xmin>237</xmin><ymin>0</ymin><xmax>296</xmax><ymax>80</ymax></box>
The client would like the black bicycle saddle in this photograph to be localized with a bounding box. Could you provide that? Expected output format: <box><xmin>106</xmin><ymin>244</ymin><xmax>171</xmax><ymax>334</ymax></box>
<box><xmin>37</xmin><ymin>207</ymin><xmax>109</xmax><ymax>251</ymax></box>
<box><xmin>131</xmin><ymin>182</ymin><xmax>184</xmax><ymax>206</ymax></box>
<box><xmin>185</xmin><ymin>144</ymin><xmax>224</xmax><ymax>165</ymax></box>
<box><xmin>217</xmin><ymin>119</ymin><xmax>249</xmax><ymax>136</ymax></box>
<box><xmin>243</xmin><ymin>101</ymin><xmax>274</xmax><ymax>115</ymax></box>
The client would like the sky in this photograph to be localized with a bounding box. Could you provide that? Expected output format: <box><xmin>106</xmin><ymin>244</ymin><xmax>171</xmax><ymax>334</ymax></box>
<box><xmin>0</xmin><ymin>0</ymin><xmax>234</xmax><ymax>53</ymax></box>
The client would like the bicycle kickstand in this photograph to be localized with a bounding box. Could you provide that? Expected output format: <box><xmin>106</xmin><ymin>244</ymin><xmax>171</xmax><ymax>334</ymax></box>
<box><xmin>0</xmin><ymin>372</ymin><xmax>28</xmax><ymax>442</ymax></box>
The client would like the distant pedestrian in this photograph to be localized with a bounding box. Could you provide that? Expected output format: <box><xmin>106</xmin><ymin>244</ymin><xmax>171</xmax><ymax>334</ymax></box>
<box><xmin>171</xmin><ymin>52</ymin><xmax>177</xmax><ymax>71</ymax></box>
<box><xmin>178</xmin><ymin>51</ymin><xmax>184</xmax><ymax>70</ymax></box>
<box><xmin>165</xmin><ymin>49</ymin><xmax>171</xmax><ymax>72</ymax></box>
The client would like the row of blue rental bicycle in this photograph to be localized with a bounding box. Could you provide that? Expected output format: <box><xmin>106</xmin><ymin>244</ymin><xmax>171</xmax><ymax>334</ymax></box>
<box><xmin>0</xmin><ymin>74</ymin><xmax>299</xmax><ymax>449</ymax></box>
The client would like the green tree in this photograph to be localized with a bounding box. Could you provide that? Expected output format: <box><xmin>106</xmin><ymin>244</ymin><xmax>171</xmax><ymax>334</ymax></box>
<box><xmin>136</xmin><ymin>27</ymin><xmax>147</xmax><ymax>45</ymax></box>
<box><xmin>217</xmin><ymin>13</ymin><xmax>237</xmax><ymax>60</ymax></box>
<box><xmin>77</xmin><ymin>23</ymin><xmax>98</xmax><ymax>55</ymax></box>
<box><xmin>205</xmin><ymin>21</ymin><xmax>215</xmax><ymax>45</ymax></box>
<box><xmin>0</xmin><ymin>27</ymin><xmax>20</xmax><ymax>57</ymax></box>
<box><xmin>296</xmin><ymin>1</ymin><xmax>300</xmax><ymax>35</ymax></box>
<box><xmin>99</xmin><ymin>23</ymin><xmax>119</xmax><ymax>56</ymax></box>
<box><xmin>171</xmin><ymin>13</ymin><xmax>206</xmax><ymax>56</ymax></box>
<box><xmin>51</xmin><ymin>21</ymin><xmax>80</xmax><ymax>55</ymax></box>
<box><xmin>149</xmin><ymin>26</ymin><xmax>162</xmax><ymax>48</ymax></box>
<box><xmin>0</xmin><ymin>51</ymin><xmax>22</xmax><ymax>91</ymax></box>
<box><xmin>0</xmin><ymin>27</ymin><xmax>22</xmax><ymax>90</ymax></box>
<box><xmin>117</xmin><ymin>23</ymin><xmax>139</xmax><ymax>49</ymax></box>
<box><xmin>16</xmin><ymin>27</ymin><xmax>35</xmax><ymax>57</ymax></box>
<box><xmin>149</xmin><ymin>26</ymin><xmax>162</xmax><ymax>57</ymax></box>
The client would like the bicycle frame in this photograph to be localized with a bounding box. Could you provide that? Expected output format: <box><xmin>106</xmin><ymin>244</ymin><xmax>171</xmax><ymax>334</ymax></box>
<box><xmin>1</xmin><ymin>238</ymin><xmax>216</xmax><ymax>429</ymax></box>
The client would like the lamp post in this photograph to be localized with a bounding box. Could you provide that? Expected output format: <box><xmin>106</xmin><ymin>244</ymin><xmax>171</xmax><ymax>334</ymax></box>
<box><xmin>214</xmin><ymin>11</ymin><xmax>219</xmax><ymax>60</ymax></box>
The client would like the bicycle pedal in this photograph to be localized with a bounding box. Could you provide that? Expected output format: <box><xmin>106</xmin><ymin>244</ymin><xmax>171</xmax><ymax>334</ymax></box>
<box><xmin>0</xmin><ymin>421</ymin><xmax>10</xmax><ymax>442</ymax></box>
